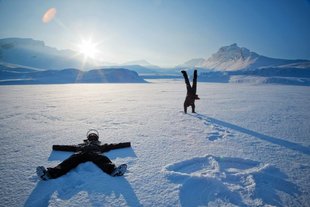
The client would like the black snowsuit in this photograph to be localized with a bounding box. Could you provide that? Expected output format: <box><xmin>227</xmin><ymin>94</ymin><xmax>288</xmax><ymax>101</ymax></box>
<box><xmin>47</xmin><ymin>140</ymin><xmax>131</xmax><ymax>178</ymax></box>
<box><xmin>181</xmin><ymin>70</ymin><xmax>199</xmax><ymax>113</ymax></box>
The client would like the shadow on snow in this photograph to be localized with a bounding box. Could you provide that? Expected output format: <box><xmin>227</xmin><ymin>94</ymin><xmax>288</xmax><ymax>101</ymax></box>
<box><xmin>190</xmin><ymin>113</ymin><xmax>310</xmax><ymax>155</ymax></box>
<box><xmin>25</xmin><ymin>148</ymin><xmax>141</xmax><ymax>207</ymax></box>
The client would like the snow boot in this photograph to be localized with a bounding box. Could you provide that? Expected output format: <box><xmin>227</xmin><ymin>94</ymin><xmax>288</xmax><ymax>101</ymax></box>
<box><xmin>36</xmin><ymin>166</ymin><xmax>50</xmax><ymax>180</ymax></box>
<box><xmin>111</xmin><ymin>164</ymin><xmax>127</xmax><ymax>176</ymax></box>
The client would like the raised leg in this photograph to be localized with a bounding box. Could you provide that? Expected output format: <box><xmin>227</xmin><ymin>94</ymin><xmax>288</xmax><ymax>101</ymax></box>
<box><xmin>192</xmin><ymin>70</ymin><xmax>198</xmax><ymax>94</ymax></box>
<box><xmin>181</xmin><ymin>70</ymin><xmax>192</xmax><ymax>93</ymax></box>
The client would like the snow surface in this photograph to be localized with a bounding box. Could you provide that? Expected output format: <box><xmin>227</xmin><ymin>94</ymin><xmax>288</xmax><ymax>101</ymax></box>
<box><xmin>0</xmin><ymin>80</ymin><xmax>309</xmax><ymax>207</ymax></box>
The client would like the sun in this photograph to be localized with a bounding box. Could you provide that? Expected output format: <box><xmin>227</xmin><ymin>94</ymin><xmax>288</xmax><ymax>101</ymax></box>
<box><xmin>77</xmin><ymin>39</ymin><xmax>99</xmax><ymax>59</ymax></box>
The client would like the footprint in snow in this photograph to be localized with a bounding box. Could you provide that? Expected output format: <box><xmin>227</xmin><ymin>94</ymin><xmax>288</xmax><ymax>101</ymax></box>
<box><xmin>198</xmin><ymin>116</ymin><xmax>233</xmax><ymax>141</ymax></box>
<box><xmin>163</xmin><ymin>155</ymin><xmax>300</xmax><ymax>207</ymax></box>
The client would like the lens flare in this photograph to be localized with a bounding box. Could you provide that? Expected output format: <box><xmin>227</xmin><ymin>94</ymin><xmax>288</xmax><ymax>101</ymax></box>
<box><xmin>42</xmin><ymin>8</ymin><xmax>57</xmax><ymax>23</ymax></box>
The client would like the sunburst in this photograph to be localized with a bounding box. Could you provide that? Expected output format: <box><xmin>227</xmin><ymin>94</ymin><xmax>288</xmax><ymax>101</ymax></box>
<box><xmin>77</xmin><ymin>39</ymin><xmax>99</xmax><ymax>59</ymax></box>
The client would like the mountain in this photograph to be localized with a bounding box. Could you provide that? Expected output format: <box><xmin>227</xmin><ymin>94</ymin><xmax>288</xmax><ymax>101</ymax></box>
<box><xmin>0</xmin><ymin>38</ymin><xmax>174</xmax><ymax>77</ymax></box>
<box><xmin>0</xmin><ymin>38</ymin><xmax>166</xmax><ymax>72</ymax></box>
<box><xmin>0</xmin><ymin>38</ymin><xmax>92</xmax><ymax>70</ymax></box>
<box><xmin>179</xmin><ymin>44</ymin><xmax>310</xmax><ymax>72</ymax></box>
<box><xmin>101</xmin><ymin>64</ymin><xmax>157</xmax><ymax>74</ymax></box>
<box><xmin>2</xmin><ymin>37</ymin><xmax>309</xmax><ymax>83</ymax></box>
<box><xmin>0</xmin><ymin>64</ymin><xmax>146</xmax><ymax>84</ymax></box>
<box><xmin>200</xmin><ymin>43</ymin><xmax>310</xmax><ymax>71</ymax></box>
<box><xmin>177</xmin><ymin>58</ymin><xmax>206</xmax><ymax>68</ymax></box>
<box><xmin>185</xmin><ymin>44</ymin><xmax>310</xmax><ymax>85</ymax></box>
<box><xmin>121</xmin><ymin>60</ymin><xmax>159</xmax><ymax>68</ymax></box>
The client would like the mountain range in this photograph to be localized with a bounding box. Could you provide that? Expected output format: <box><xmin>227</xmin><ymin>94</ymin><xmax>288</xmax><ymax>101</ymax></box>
<box><xmin>2</xmin><ymin>38</ymin><xmax>309</xmax><ymax>72</ymax></box>
<box><xmin>179</xmin><ymin>43</ymin><xmax>310</xmax><ymax>71</ymax></box>
<box><xmin>0</xmin><ymin>38</ymin><xmax>87</xmax><ymax>70</ymax></box>
<box><xmin>0</xmin><ymin>66</ymin><xmax>146</xmax><ymax>85</ymax></box>
<box><xmin>1</xmin><ymin>38</ymin><xmax>310</xmax><ymax>85</ymax></box>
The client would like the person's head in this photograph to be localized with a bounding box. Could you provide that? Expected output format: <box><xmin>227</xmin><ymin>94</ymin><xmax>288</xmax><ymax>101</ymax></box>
<box><xmin>87</xmin><ymin>133</ymin><xmax>99</xmax><ymax>141</ymax></box>
<box><xmin>86</xmin><ymin>129</ymin><xmax>99</xmax><ymax>141</ymax></box>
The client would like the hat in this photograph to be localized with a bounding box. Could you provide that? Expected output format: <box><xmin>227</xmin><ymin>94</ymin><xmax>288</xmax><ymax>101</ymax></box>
<box><xmin>86</xmin><ymin>129</ymin><xmax>99</xmax><ymax>141</ymax></box>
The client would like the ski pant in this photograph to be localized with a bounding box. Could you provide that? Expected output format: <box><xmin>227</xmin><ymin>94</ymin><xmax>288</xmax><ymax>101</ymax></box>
<box><xmin>47</xmin><ymin>151</ymin><xmax>116</xmax><ymax>179</ymax></box>
<box><xmin>182</xmin><ymin>70</ymin><xmax>197</xmax><ymax>113</ymax></box>
<box><xmin>182</xmin><ymin>70</ymin><xmax>197</xmax><ymax>95</ymax></box>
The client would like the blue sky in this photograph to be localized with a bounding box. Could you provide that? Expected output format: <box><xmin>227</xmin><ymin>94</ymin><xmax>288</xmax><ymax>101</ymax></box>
<box><xmin>0</xmin><ymin>0</ymin><xmax>309</xmax><ymax>67</ymax></box>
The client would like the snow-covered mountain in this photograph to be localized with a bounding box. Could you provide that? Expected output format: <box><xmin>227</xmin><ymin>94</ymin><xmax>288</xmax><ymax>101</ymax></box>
<box><xmin>1</xmin><ymin>38</ymin><xmax>309</xmax><ymax>79</ymax></box>
<box><xmin>177</xmin><ymin>58</ymin><xmax>206</xmax><ymax>68</ymax></box>
<box><xmin>0</xmin><ymin>38</ymin><xmax>164</xmax><ymax>72</ymax></box>
<box><xmin>0</xmin><ymin>38</ymin><xmax>91</xmax><ymax>70</ymax></box>
<box><xmin>199</xmin><ymin>43</ymin><xmax>310</xmax><ymax>71</ymax></box>
<box><xmin>121</xmin><ymin>59</ymin><xmax>159</xmax><ymax>68</ymax></box>
<box><xmin>199</xmin><ymin>43</ymin><xmax>258</xmax><ymax>70</ymax></box>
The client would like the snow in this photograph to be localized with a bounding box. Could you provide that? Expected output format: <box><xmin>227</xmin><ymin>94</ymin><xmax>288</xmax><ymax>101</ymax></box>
<box><xmin>229</xmin><ymin>76</ymin><xmax>310</xmax><ymax>86</ymax></box>
<box><xmin>0</xmin><ymin>80</ymin><xmax>309</xmax><ymax>207</ymax></box>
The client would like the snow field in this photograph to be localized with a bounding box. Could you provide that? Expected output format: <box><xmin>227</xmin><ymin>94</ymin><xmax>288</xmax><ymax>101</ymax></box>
<box><xmin>0</xmin><ymin>80</ymin><xmax>309</xmax><ymax>206</ymax></box>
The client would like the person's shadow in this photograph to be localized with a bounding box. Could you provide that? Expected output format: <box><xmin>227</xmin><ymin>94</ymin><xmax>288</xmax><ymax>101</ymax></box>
<box><xmin>190</xmin><ymin>113</ymin><xmax>310</xmax><ymax>155</ymax></box>
<box><xmin>24</xmin><ymin>148</ymin><xmax>142</xmax><ymax>207</ymax></box>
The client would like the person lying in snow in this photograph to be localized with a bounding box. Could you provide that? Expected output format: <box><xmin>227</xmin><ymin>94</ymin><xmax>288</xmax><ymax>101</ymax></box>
<box><xmin>181</xmin><ymin>70</ymin><xmax>200</xmax><ymax>113</ymax></box>
<box><xmin>36</xmin><ymin>129</ymin><xmax>130</xmax><ymax>180</ymax></box>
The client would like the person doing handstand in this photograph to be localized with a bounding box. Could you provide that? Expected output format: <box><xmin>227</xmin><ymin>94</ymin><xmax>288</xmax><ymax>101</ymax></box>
<box><xmin>181</xmin><ymin>70</ymin><xmax>200</xmax><ymax>113</ymax></box>
<box><xmin>36</xmin><ymin>129</ymin><xmax>130</xmax><ymax>180</ymax></box>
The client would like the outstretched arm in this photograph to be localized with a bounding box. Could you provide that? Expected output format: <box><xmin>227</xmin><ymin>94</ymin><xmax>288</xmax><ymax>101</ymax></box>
<box><xmin>100</xmin><ymin>142</ymin><xmax>131</xmax><ymax>152</ymax></box>
<box><xmin>52</xmin><ymin>145</ymin><xmax>80</xmax><ymax>152</ymax></box>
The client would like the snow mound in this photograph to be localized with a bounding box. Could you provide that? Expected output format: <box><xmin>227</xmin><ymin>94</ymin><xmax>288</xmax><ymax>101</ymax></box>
<box><xmin>163</xmin><ymin>155</ymin><xmax>301</xmax><ymax>207</ymax></box>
